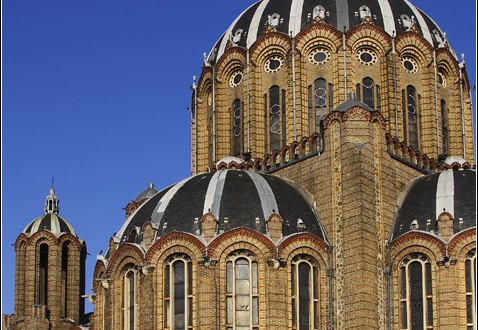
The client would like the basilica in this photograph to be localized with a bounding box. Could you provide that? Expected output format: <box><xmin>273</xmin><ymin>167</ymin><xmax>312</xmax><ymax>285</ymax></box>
<box><xmin>3</xmin><ymin>0</ymin><xmax>476</xmax><ymax>329</ymax></box>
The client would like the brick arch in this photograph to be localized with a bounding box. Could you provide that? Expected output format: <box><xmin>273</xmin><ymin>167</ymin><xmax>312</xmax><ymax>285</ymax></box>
<box><xmin>390</xmin><ymin>231</ymin><xmax>446</xmax><ymax>269</ymax></box>
<box><xmin>295</xmin><ymin>23</ymin><xmax>342</xmax><ymax>56</ymax></box>
<box><xmin>145</xmin><ymin>231</ymin><xmax>205</xmax><ymax>265</ymax></box>
<box><xmin>207</xmin><ymin>227</ymin><xmax>275</xmax><ymax>261</ymax></box>
<box><xmin>107</xmin><ymin>243</ymin><xmax>144</xmax><ymax>275</ymax></box>
<box><xmin>215</xmin><ymin>47</ymin><xmax>247</xmax><ymax>77</ymax></box>
<box><xmin>448</xmin><ymin>228</ymin><xmax>476</xmax><ymax>258</ymax></box>
<box><xmin>27</xmin><ymin>230</ymin><xmax>61</xmax><ymax>247</ymax></box>
<box><xmin>395</xmin><ymin>31</ymin><xmax>434</xmax><ymax>66</ymax></box>
<box><xmin>346</xmin><ymin>23</ymin><xmax>391</xmax><ymax>55</ymax></box>
<box><xmin>278</xmin><ymin>233</ymin><xmax>329</xmax><ymax>265</ymax></box>
<box><xmin>249</xmin><ymin>31</ymin><xmax>290</xmax><ymax>65</ymax></box>
<box><xmin>57</xmin><ymin>233</ymin><xmax>84</xmax><ymax>251</ymax></box>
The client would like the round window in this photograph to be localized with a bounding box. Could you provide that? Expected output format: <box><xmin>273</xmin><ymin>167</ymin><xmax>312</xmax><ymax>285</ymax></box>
<box><xmin>264</xmin><ymin>55</ymin><xmax>283</xmax><ymax>73</ymax></box>
<box><xmin>356</xmin><ymin>49</ymin><xmax>377</xmax><ymax>65</ymax></box>
<box><xmin>308</xmin><ymin>48</ymin><xmax>331</xmax><ymax>65</ymax></box>
<box><xmin>229</xmin><ymin>70</ymin><xmax>243</xmax><ymax>88</ymax></box>
<box><xmin>401</xmin><ymin>57</ymin><xmax>418</xmax><ymax>73</ymax></box>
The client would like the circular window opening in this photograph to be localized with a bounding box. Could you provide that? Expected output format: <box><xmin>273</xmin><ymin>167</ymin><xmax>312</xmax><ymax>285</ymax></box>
<box><xmin>229</xmin><ymin>70</ymin><xmax>243</xmax><ymax>88</ymax></box>
<box><xmin>264</xmin><ymin>55</ymin><xmax>284</xmax><ymax>73</ymax></box>
<box><xmin>402</xmin><ymin>57</ymin><xmax>418</xmax><ymax>73</ymax></box>
<box><xmin>356</xmin><ymin>49</ymin><xmax>377</xmax><ymax>65</ymax></box>
<box><xmin>309</xmin><ymin>48</ymin><xmax>331</xmax><ymax>65</ymax></box>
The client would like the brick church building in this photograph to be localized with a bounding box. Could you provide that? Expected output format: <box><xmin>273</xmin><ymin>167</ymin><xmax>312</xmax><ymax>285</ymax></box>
<box><xmin>3</xmin><ymin>0</ymin><xmax>476</xmax><ymax>329</ymax></box>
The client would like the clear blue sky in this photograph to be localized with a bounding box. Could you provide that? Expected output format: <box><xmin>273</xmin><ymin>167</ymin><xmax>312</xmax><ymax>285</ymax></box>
<box><xmin>2</xmin><ymin>0</ymin><xmax>476</xmax><ymax>315</ymax></box>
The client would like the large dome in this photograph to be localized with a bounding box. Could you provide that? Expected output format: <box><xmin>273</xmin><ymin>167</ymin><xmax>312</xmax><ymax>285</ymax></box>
<box><xmin>391</xmin><ymin>169</ymin><xmax>476</xmax><ymax>240</ymax></box>
<box><xmin>207</xmin><ymin>0</ymin><xmax>447</xmax><ymax>64</ymax></box>
<box><xmin>115</xmin><ymin>169</ymin><xmax>326</xmax><ymax>245</ymax></box>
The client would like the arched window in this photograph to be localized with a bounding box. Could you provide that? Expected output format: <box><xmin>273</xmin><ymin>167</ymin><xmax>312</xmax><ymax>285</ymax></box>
<box><xmin>308</xmin><ymin>78</ymin><xmax>328</xmax><ymax>135</ymax></box>
<box><xmin>291</xmin><ymin>255</ymin><xmax>319</xmax><ymax>330</ymax></box>
<box><xmin>226</xmin><ymin>250</ymin><xmax>259</xmax><ymax>329</ymax></box>
<box><xmin>206</xmin><ymin>91</ymin><xmax>214</xmax><ymax>167</ymax></box>
<box><xmin>362</xmin><ymin>77</ymin><xmax>374</xmax><ymax>108</ymax></box>
<box><xmin>267</xmin><ymin>86</ymin><xmax>285</xmax><ymax>152</ymax></box>
<box><xmin>465</xmin><ymin>249</ymin><xmax>476</xmax><ymax>330</ymax></box>
<box><xmin>440</xmin><ymin>99</ymin><xmax>449</xmax><ymax>156</ymax></box>
<box><xmin>232</xmin><ymin>99</ymin><xmax>242</xmax><ymax>157</ymax></box>
<box><xmin>402</xmin><ymin>85</ymin><xmax>419</xmax><ymax>149</ymax></box>
<box><xmin>37</xmin><ymin>243</ymin><xmax>48</xmax><ymax>305</ymax></box>
<box><xmin>355</xmin><ymin>78</ymin><xmax>377</xmax><ymax>109</ymax></box>
<box><xmin>164</xmin><ymin>255</ymin><xmax>193</xmax><ymax>330</ymax></box>
<box><xmin>61</xmin><ymin>243</ymin><xmax>69</xmax><ymax>317</ymax></box>
<box><xmin>123</xmin><ymin>268</ymin><xmax>137</xmax><ymax>330</ymax></box>
<box><xmin>399</xmin><ymin>253</ymin><xmax>433</xmax><ymax>329</ymax></box>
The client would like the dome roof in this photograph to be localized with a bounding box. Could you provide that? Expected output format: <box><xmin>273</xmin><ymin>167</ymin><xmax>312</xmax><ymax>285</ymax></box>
<box><xmin>391</xmin><ymin>169</ymin><xmax>476</xmax><ymax>240</ymax></box>
<box><xmin>207</xmin><ymin>0</ymin><xmax>447</xmax><ymax>64</ymax></box>
<box><xmin>133</xmin><ymin>183</ymin><xmax>158</xmax><ymax>203</ymax></box>
<box><xmin>115</xmin><ymin>169</ymin><xmax>326</xmax><ymax>245</ymax></box>
<box><xmin>23</xmin><ymin>188</ymin><xmax>77</xmax><ymax>237</ymax></box>
<box><xmin>23</xmin><ymin>213</ymin><xmax>77</xmax><ymax>237</ymax></box>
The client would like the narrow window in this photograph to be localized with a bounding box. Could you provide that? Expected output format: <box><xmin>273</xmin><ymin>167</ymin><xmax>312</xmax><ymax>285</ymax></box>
<box><xmin>207</xmin><ymin>91</ymin><xmax>214</xmax><ymax>167</ymax></box>
<box><xmin>269</xmin><ymin>86</ymin><xmax>281</xmax><ymax>152</ymax></box>
<box><xmin>400</xmin><ymin>253</ymin><xmax>433</xmax><ymax>329</ymax></box>
<box><xmin>232</xmin><ymin>99</ymin><xmax>242</xmax><ymax>157</ymax></box>
<box><xmin>291</xmin><ymin>256</ymin><xmax>319</xmax><ymax>330</ymax></box>
<box><xmin>440</xmin><ymin>99</ymin><xmax>449</xmax><ymax>156</ymax></box>
<box><xmin>61</xmin><ymin>244</ymin><xmax>69</xmax><ymax>317</ymax></box>
<box><xmin>226</xmin><ymin>251</ymin><xmax>259</xmax><ymax>330</ymax></box>
<box><xmin>406</xmin><ymin>85</ymin><xmax>418</xmax><ymax>149</ymax></box>
<box><xmin>465</xmin><ymin>249</ymin><xmax>476</xmax><ymax>330</ymax></box>
<box><xmin>37</xmin><ymin>243</ymin><xmax>49</xmax><ymax>305</ymax></box>
<box><xmin>362</xmin><ymin>77</ymin><xmax>374</xmax><ymax>108</ymax></box>
<box><xmin>165</xmin><ymin>255</ymin><xmax>193</xmax><ymax>329</ymax></box>
<box><xmin>308</xmin><ymin>79</ymin><xmax>328</xmax><ymax>135</ymax></box>
<box><xmin>123</xmin><ymin>269</ymin><xmax>137</xmax><ymax>330</ymax></box>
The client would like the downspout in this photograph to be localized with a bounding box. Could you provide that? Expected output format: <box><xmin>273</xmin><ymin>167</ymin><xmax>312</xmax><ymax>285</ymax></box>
<box><xmin>392</xmin><ymin>33</ymin><xmax>398</xmax><ymax>138</ymax></box>
<box><xmin>247</xmin><ymin>48</ymin><xmax>251</xmax><ymax>153</ymax></box>
<box><xmin>327</xmin><ymin>245</ymin><xmax>334</xmax><ymax>330</ymax></box>
<box><xmin>342</xmin><ymin>28</ymin><xmax>348</xmax><ymax>101</ymax></box>
<box><xmin>192</xmin><ymin>76</ymin><xmax>198</xmax><ymax>174</ymax></box>
<box><xmin>433</xmin><ymin>51</ymin><xmax>440</xmax><ymax>156</ymax></box>
<box><xmin>212</xmin><ymin>66</ymin><xmax>217</xmax><ymax>164</ymax></box>
<box><xmin>291</xmin><ymin>33</ymin><xmax>297</xmax><ymax>141</ymax></box>
<box><xmin>459</xmin><ymin>57</ymin><xmax>466</xmax><ymax>159</ymax></box>
<box><xmin>385</xmin><ymin>239</ymin><xmax>392</xmax><ymax>330</ymax></box>
<box><xmin>385</xmin><ymin>205</ymin><xmax>399</xmax><ymax>330</ymax></box>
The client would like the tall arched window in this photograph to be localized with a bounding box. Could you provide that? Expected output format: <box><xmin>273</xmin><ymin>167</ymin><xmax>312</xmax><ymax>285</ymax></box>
<box><xmin>465</xmin><ymin>249</ymin><xmax>476</xmax><ymax>330</ymax></box>
<box><xmin>308</xmin><ymin>78</ymin><xmax>328</xmax><ymax>135</ymax></box>
<box><xmin>206</xmin><ymin>91</ymin><xmax>214</xmax><ymax>167</ymax></box>
<box><xmin>402</xmin><ymin>85</ymin><xmax>418</xmax><ymax>149</ymax></box>
<box><xmin>37</xmin><ymin>243</ymin><xmax>48</xmax><ymax>305</ymax></box>
<box><xmin>123</xmin><ymin>268</ymin><xmax>137</xmax><ymax>330</ymax></box>
<box><xmin>291</xmin><ymin>255</ymin><xmax>319</xmax><ymax>330</ymax></box>
<box><xmin>164</xmin><ymin>255</ymin><xmax>193</xmax><ymax>330</ymax></box>
<box><xmin>362</xmin><ymin>77</ymin><xmax>374</xmax><ymax>108</ymax></box>
<box><xmin>61</xmin><ymin>243</ymin><xmax>69</xmax><ymax>317</ymax></box>
<box><xmin>399</xmin><ymin>253</ymin><xmax>433</xmax><ymax>329</ymax></box>
<box><xmin>232</xmin><ymin>99</ymin><xmax>242</xmax><ymax>157</ymax></box>
<box><xmin>269</xmin><ymin>86</ymin><xmax>280</xmax><ymax>152</ymax></box>
<box><xmin>440</xmin><ymin>99</ymin><xmax>449</xmax><ymax>156</ymax></box>
<box><xmin>226</xmin><ymin>250</ymin><xmax>259</xmax><ymax>330</ymax></box>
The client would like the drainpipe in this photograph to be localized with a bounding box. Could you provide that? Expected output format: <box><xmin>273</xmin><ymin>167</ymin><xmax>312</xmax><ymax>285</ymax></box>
<box><xmin>291</xmin><ymin>32</ymin><xmax>297</xmax><ymax>141</ymax></box>
<box><xmin>192</xmin><ymin>76</ymin><xmax>198</xmax><ymax>174</ymax></box>
<box><xmin>433</xmin><ymin>50</ymin><xmax>440</xmax><ymax>156</ymax></box>
<box><xmin>459</xmin><ymin>56</ymin><xmax>466</xmax><ymax>159</ymax></box>
<box><xmin>342</xmin><ymin>28</ymin><xmax>348</xmax><ymax>101</ymax></box>
<box><xmin>327</xmin><ymin>245</ymin><xmax>334</xmax><ymax>330</ymax></box>
<box><xmin>385</xmin><ymin>239</ymin><xmax>392</xmax><ymax>330</ymax></box>
<box><xmin>212</xmin><ymin>66</ymin><xmax>217</xmax><ymax>164</ymax></box>
<box><xmin>392</xmin><ymin>33</ymin><xmax>398</xmax><ymax>138</ymax></box>
<box><xmin>247</xmin><ymin>48</ymin><xmax>251</xmax><ymax>153</ymax></box>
